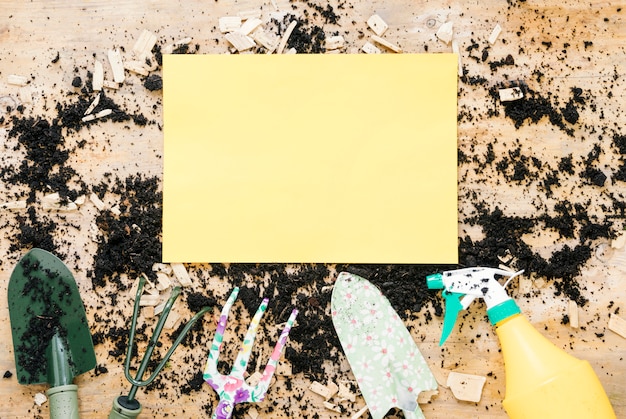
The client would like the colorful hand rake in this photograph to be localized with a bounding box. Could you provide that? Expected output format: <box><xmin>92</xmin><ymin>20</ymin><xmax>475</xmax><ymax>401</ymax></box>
<box><xmin>203</xmin><ymin>287</ymin><xmax>298</xmax><ymax>419</ymax></box>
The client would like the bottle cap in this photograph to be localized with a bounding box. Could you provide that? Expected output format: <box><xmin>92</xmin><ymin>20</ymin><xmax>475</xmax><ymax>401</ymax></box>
<box><xmin>426</xmin><ymin>273</ymin><xmax>444</xmax><ymax>289</ymax></box>
<box><xmin>487</xmin><ymin>299</ymin><xmax>521</xmax><ymax>325</ymax></box>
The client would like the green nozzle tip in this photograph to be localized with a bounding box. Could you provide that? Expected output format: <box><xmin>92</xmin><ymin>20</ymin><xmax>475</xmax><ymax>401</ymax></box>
<box><xmin>426</xmin><ymin>273</ymin><xmax>444</xmax><ymax>289</ymax></box>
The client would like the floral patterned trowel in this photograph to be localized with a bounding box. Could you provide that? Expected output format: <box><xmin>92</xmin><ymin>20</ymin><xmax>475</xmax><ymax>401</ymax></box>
<box><xmin>331</xmin><ymin>272</ymin><xmax>437</xmax><ymax>419</ymax></box>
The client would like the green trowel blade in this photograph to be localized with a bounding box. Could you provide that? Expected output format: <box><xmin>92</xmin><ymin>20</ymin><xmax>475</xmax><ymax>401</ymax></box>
<box><xmin>8</xmin><ymin>248</ymin><xmax>96</xmax><ymax>385</ymax></box>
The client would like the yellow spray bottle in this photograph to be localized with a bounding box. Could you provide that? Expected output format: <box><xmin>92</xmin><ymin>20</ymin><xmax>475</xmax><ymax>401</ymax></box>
<box><xmin>427</xmin><ymin>267</ymin><xmax>616</xmax><ymax>418</ymax></box>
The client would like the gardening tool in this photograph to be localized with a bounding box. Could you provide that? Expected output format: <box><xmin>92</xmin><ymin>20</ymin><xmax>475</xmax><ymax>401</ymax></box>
<box><xmin>427</xmin><ymin>267</ymin><xmax>616</xmax><ymax>418</ymax></box>
<box><xmin>8</xmin><ymin>248</ymin><xmax>97</xmax><ymax>419</ymax></box>
<box><xmin>108</xmin><ymin>274</ymin><xmax>212</xmax><ymax>419</ymax></box>
<box><xmin>203</xmin><ymin>287</ymin><xmax>298</xmax><ymax>419</ymax></box>
<box><xmin>331</xmin><ymin>272</ymin><xmax>438</xmax><ymax>419</ymax></box>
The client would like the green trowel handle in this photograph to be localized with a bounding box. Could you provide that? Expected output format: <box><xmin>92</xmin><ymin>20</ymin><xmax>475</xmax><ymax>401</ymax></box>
<box><xmin>47</xmin><ymin>384</ymin><xmax>79</xmax><ymax>419</ymax></box>
<box><xmin>108</xmin><ymin>396</ymin><xmax>142</xmax><ymax>419</ymax></box>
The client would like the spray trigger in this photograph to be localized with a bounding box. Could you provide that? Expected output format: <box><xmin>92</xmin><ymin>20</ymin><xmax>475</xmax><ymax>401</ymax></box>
<box><xmin>440</xmin><ymin>291</ymin><xmax>464</xmax><ymax>346</ymax></box>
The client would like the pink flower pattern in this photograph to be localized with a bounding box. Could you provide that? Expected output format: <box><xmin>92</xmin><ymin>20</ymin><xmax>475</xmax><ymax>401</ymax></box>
<box><xmin>331</xmin><ymin>272</ymin><xmax>438</xmax><ymax>419</ymax></box>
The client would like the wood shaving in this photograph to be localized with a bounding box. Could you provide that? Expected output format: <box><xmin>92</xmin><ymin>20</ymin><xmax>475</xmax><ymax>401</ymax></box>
<box><xmin>447</xmin><ymin>371</ymin><xmax>486</xmax><ymax>402</ymax></box>
<box><xmin>608</xmin><ymin>313</ymin><xmax>626</xmax><ymax>339</ymax></box>
<box><xmin>436</xmin><ymin>21</ymin><xmax>454</xmax><ymax>44</ymax></box>
<box><xmin>107</xmin><ymin>49</ymin><xmax>125</xmax><ymax>84</ymax></box>
<box><xmin>370</xmin><ymin>35</ymin><xmax>402</xmax><ymax>53</ymax></box>
<box><xmin>93</xmin><ymin>59</ymin><xmax>104</xmax><ymax>91</ymax></box>
<box><xmin>366</xmin><ymin>14</ymin><xmax>388</xmax><ymax>37</ymax></box>
<box><xmin>219</xmin><ymin>16</ymin><xmax>242</xmax><ymax>33</ymax></box>
<box><xmin>361</xmin><ymin>41</ymin><xmax>381</xmax><ymax>54</ymax></box>
<box><xmin>132</xmin><ymin>29</ymin><xmax>157</xmax><ymax>60</ymax></box>
<box><xmin>276</xmin><ymin>20</ymin><xmax>298</xmax><ymax>54</ymax></box>
<box><xmin>7</xmin><ymin>75</ymin><xmax>28</xmax><ymax>86</ymax></box>
<box><xmin>488</xmin><ymin>23</ymin><xmax>502</xmax><ymax>45</ymax></box>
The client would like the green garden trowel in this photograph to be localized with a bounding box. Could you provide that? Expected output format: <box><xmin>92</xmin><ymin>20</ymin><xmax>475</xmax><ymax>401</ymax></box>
<box><xmin>8</xmin><ymin>248</ymin><xmax>96</xmax><ymax>419</ymax></box>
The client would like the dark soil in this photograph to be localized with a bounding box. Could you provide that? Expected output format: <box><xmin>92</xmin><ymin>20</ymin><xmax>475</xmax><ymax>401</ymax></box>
<box><xmin>2</xmin><ymin>1</ymin><xmax>625</xmax><ymax>417</ymax></box>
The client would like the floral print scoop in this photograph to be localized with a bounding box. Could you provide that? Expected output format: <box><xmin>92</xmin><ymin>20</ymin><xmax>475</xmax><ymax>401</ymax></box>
<box><xmin>331</xmin><ymin>272</ymin><xmax>437</xmax><ymax>419</ymax></box>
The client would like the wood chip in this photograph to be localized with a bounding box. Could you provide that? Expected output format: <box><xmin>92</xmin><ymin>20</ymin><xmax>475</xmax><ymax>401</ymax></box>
<box><xmin>351</xmin><ymin>406</ymin><xmax>368</xmax><ymax>419</ymax></box>
<box><xmin>90</xmin><ymin>192</ymin><xmax>106</xmax><ymax>210</ymax></box>
<box><xmin>84</xmin><ymin>92</ymin><xmax>101</xmax><ymax>116</ymax></box>
<box><xmin>608</xmin><ymin>313</ymin><xmax>626</xmax><ymax>339</ymax></box>
<box><xmin>499</xmin><ymin>87</ymin><xmax>524</xmax><ymax>102</ymax></box>
<box><xmin>19</xmin><ymin>86</ymin><xmax>33</xmax><ymax>103</ymax></box>
<box><xmin>367</xmin><ymin>14</ymin><xmax>388</xmax><ymax>37</ymax></box>
<box><xmin>245</xmin><ymin>407</ymin><xmax>259</xmax><ymax>419</ymax></box>
<box><xmin>152</xmin><ymin>263</ymin><xmax>173</xmax><ymax>275</ymax></box>
<box><xmin>219</xmin><ymin>16</ymin><xmax>242</xmax><ymax>33</ymax></box>
<box><xmin>42</xmin><ymin>192</ymin><xmax>78</xmax><ymax>211</ymax></box>
<box><xmin>371</xmin><ymin>35</ymin><xmax>402</xmax><ymax>53</ymax></box>
<box><xmin>143</xmin><ymin>306</ymin><xmax>155</xmax><ymax>318</ymax></box>
<box><xmin>611</xmin><ymin>232</ymin><xmax>626</xmax><ymax>249</ymax></box>
<box><xmin>82</xmin><ymin>108</ymin><xmax>112</xmax><ymax>123</ymax></box>
<box><xmin>133</xmin><ymin>29</ymin><xmax>157</xmax><ymax>60</ymax></box>
<box><xmin>110</xmin><ymin>204</ymin><xmax>121</xmax><ymax>216</ymax></box>
<box><xmin>361</xmin><ymin>41</ymin><xmax>381</xmax><ymax>54</ymax></box>
<box><xmin>107</xmin><ymin>49</ymin><xmax>125</xmax><ymax>84</ymax></box>
<box><xmin>34</xmin><ymin>392</ymin><xmax>47</xmax><ymax>406</ymax></box>
<box><xmin>124</xmin><ymin>60</ymin><xmax>150</xmax><ymax>76</ymax></box>
<box><xmin>447</xmin><ymin>371</ymin><xmax>486</xmax><ymax>402</ymax></box>
<box><xmin>323</xmin><ymin>401</ymin><xmax>342</xmax><ymax>413</ymax></box>
<box><xmin>162</xmin><ymin>37</ymin><xmax>193</xmax><ymax>54</ymax></box>
<box><xmin>155</xmin><ymin>272</ymin><xmax>172</xmax><ymax>291</ymax></box>
<box><xmin>519</xmin><ymin>275</ymin><xmax>532</xmax><ymax>294</ymax></box>
<box><xmin>247</xmin><ymin>371</ymin><xmax>263</xmax><ymax>387</ymax></box>
<box><xmin>337</xmin><ymin>382</ymin><xmax>356</xmax><ymax>402</ymax></box>
<box><xmin>74</xmin><ymin>195</ymin><xmax>86</xmax><ymax>206</ymax></box>
<box><xmin>0</xmin><ymin>200</ymin><xmax>27</xmax><ymax>210</ymax></box>
<box><xmin>163</xmin><ymin>310</ymin><xmax>181</xmax><ymax>329</ymax></box>
<box><xmin>8</xmin><ymin>75</ymin><xmax>28</xmax><ymax>86</ymax></box>
<box><xmin>238</xmin><ymin>17</ymin><xmax>263</xmax><ymax>36</ymax></box>
<box><xmin>488</xmin><ymin>23</ymin><xmax>502</xmax><ymax>45</ymax></box>
<box><xmin>277</xmin><ymin>20</ymin><xmax>298</xmax><ymax>54</ymax></box>
<box><xmin>436</xmin><ymin>21</ymin><xmax>454</xmax><ymax>44</ymax></box>
<box><xmin>153</xmin><ymin>300</ymin><xmax>167</xmax><ymax>316</ymax></box>
<box><xmin>326</xmin><ymin>35</ymin><xmax>345</xmax><ymax>50</ymax></box>
<box><xmin>171</xmin><ymin>263</ymin><xmax>192</xmax><ymax>286</ymax></box>
<box><xmin>224</xmin><ymin>32</ymin><xmax>256</xmax><ymax>52</ymax></box>
<box><xmin>93</xmin><ymin>60</ymin><xmax>104</xmax><ymax>91</ymax></box>
<box><xmin>128</xmin><ymin>274</ymin><xmax>140</xmax><ymax>299</ymax></box>
<box><xmin>253</xmin><ymin>30</ymin><xmax>278</xmax><ymax>53</ymax></box>
<box><xmin>89</xmin><ymin>222</ymin><xmax>101</xmax><ymax>243</ymax></box>
<box><xmin>140</xmin><ymin>293</ymin><xmax>161</xmax><ymax>307</ymax></box>
<box><xmin>102</xmin><ymin>80</ymin><xmax>119</xmax><ymax>90</ymax></box>
<box><xmin>568</xmin><ymin>300</ymin><xmax>579</xmax><ymax>328</ymax></box>
<box><xmin>309</xmin><ymin>381</ymin><xmax>338</xmax><ymax>400</ymax></box>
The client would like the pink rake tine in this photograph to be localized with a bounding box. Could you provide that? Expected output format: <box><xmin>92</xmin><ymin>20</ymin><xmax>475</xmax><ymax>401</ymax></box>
<box><xmin>203</xmin><ymin>287</ymin><xmax>298</xmax><ymax>419</ymax></box>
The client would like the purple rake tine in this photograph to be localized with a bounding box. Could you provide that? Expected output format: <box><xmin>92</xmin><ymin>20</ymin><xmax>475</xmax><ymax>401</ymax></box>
<box><xmin>257</xmin><ymin>309</ymin><xmax>299</xmax><ymax>390</ymax></box>
<box><xmin>204</xmin><ymin>287</ymin><xmax>240</xmax><ymax>381</ymax></box>
<box><xmin>202</xmin><ymin>288</ymin><xmax>298</xmax><ymax>419</ymax></box>
<box><xmin>231</xmin><ymin>297</ymin><xmax>269</xmax><ymax>378</ymax></box>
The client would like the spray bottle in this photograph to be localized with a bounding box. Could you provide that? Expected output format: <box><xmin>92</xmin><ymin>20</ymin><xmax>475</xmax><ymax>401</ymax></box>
<box><xmin>426</xmin><ymin>267</ymin><xmax>616</xmax><ymax>418</ymax></box>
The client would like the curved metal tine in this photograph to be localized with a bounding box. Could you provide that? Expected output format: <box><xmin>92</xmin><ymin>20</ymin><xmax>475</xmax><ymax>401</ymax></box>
<box><xmin>203</xmin><ymin>287</ymin><xmax>240</xmax><ymax>381</ymax></box>
<box><xmin>123</xmin><ymin>275</ymin><xmax>212</xmax><ymax>402</ymax></box>
<box><xmin>230</xmin><ymin>297</ymin><xmax>269</xmax><ymax>378</ymax></box>
<box><xmin>253</xmin><ymin>309</ymin><xmax>298</xmax><ymax>398</ymax></box>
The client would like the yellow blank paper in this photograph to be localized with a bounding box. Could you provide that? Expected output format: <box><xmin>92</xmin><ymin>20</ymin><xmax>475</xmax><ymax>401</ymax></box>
<box><xmin>163</xmin><ymin>54</ymin><xmax>458</xmax><ymax>263</ymax></box>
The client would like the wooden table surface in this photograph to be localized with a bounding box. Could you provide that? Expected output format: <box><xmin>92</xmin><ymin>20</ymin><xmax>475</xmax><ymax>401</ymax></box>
<box><xmin>1</xmin><ymin>1</ymin><xmax>625</xmax><ymax>418</ymax></box>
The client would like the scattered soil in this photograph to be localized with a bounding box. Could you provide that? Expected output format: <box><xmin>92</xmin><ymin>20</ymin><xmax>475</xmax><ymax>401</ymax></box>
<box><xmin>2</xmin><ymin>1</ymin><xmax>625</xmax><ymax>418</ymax></box>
